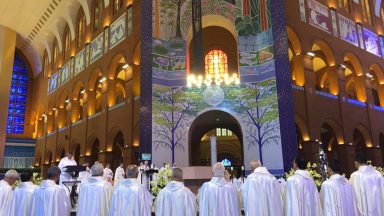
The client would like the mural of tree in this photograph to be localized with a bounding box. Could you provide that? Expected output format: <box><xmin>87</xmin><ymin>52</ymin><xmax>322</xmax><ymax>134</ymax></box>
<box><xmin>153</xmin><ymin>86</ymin><xmax>207</xmax><ymax>163</ymax></box>
<box><xmin>228</xmin><ymin>79</ymin><xmax>280</xmax><ymax>163</ymax></box>
<box><xmin>164</xmin><ymin>0</ymin><xmax>188</xmax><ymax>41</ymax></box>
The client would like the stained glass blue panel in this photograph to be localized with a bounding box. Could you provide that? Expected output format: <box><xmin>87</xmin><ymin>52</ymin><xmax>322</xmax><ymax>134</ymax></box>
<box><xmin>6</xmin><ymin>52</ymin><xmax>28</xmax><ymax>135</ymax></box>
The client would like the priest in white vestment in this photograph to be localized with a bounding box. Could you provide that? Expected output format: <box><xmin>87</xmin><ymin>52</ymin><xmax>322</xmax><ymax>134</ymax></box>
<box><xmin>13</xmin><ymin>170</ymin><xmax>38</xmax><ymax>216</ymax></box>
<box><xmin>77</xmin><ymin>163</ymin><xmax>114</xmax><ymax>216</ymax></box>
<box><xmin>58</xmin><ymin>152</ymin><xmax>77</xmax><ymax>185</ymax></box>
<box><xmin>29</xmin><ymin>166</ymin><xmax>71</xmax><ymax>216</ymax></box>
<box><xmin>242</xmin><ymin>160</ymin><xmax>283</xmax><ymax>216</ymax></box>
<box><xmin>0</xmin><ymin>169</ymin><xmax>19</xmax><ymax>216</ymax></box>
<box><xmin>138</xmin><ymin>161</ymin><xmax>150</xmax><ymax>186</ymax></box>
<box><xmin>103</xmin><ymin>163</ymin><xmax>114</xmax><ymax>182</ymax></box>
<box><xmin>156</xmin><ymin>167</ymin><xmax>196</xmax><ymax>216</ymax></box>
<box><xmin>284</xmin><ymin>157</ymin><xmax>322</xmax><ymax>216</ymax></box>
<box><xmin>199</xmin><ymin>162</ymin><xmax>241</xmax><ymax>216</ymax></box>
<box><xmin>77</xmin><ymin>163</ymin><xmax>91</xmax><ymax>193</ymax></box>
<box><xmin>114</xmin><ymin>163</ymin><xmax>125</xmax><ymax>186</ymax></box>
<box><xmin>350</xmin><ymin>153</ymin><xmax>384</xmax><ymax>215</ymax></box>
<box><xmin>320</xmin><ymin>160</ymin><xmax>359</xmax><ymax>216</ymax></box>
<box><xmin>109</xmin><ymin>165</ymin><xmax>153</xmax><ymax>216</ymax></box>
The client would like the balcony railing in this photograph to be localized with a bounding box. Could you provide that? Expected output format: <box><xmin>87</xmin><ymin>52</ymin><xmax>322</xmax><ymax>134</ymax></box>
<box><xmin>291</xmin><ymin>84</ymin><xmax>304</xmax><ymax>91</ymax></box>
<box><xmin>347</xmin><ymin>99</ymin><xmax>366</xmax><ymax>107</ymax></box>
<box><xmin>315</xmin><ymin>91</ymin><xmax>338</xmax><ymax>100</ymax></box>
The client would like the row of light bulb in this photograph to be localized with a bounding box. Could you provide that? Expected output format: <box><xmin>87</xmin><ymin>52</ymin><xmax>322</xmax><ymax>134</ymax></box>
<box><xmin>187</xmin><ymin>73</ymin><xmax>240</xmax><ymax>87</ymax></box>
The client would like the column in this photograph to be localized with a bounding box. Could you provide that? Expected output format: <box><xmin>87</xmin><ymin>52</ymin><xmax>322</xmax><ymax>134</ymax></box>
<box><xmin>0</xmin><ymin>27</ymin><xmax>16</xmax><ymax>166</ymax></box>
<box><xmin>210</xmin><ymin>136</ymin><xmax>217</xmax><ymax>166</ymax></box>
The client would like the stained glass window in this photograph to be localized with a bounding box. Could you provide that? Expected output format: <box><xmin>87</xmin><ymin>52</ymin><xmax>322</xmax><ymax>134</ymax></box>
<box><xmin>7</xmin><ymin>53</ymin><xmax>29</xmax><ymax>134</ymax></box>
<box><xmin>205</xmin><ymin>50</ymin><xmax>228</xmax><ymax>77</ymax></box>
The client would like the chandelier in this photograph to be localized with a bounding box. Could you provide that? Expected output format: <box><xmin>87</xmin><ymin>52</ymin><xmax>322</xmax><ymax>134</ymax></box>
<box><xmin>187</xmin><ymin>50</ymin><xmax>240</xmax><ymax>87</ymax></box>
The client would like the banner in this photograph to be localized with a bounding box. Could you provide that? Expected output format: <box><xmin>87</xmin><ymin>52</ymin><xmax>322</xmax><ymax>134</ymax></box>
<box><xmin>307</xmin><ymin>0</ymin><xmax>331</xmax><ymax>33</ymax></box>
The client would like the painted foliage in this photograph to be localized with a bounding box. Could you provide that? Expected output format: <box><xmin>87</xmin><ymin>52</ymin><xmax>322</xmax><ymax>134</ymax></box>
<box><xmin>152</xmin><ymin>0</ymin><xmax>284</xmax><ymax>172</ymax></box>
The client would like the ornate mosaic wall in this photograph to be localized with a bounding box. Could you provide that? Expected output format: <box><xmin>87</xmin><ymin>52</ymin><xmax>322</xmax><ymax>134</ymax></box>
<box><xmin>150</xmin><ymin>0</ymin><xmax>293</xmax><ymax>173</ymax></box>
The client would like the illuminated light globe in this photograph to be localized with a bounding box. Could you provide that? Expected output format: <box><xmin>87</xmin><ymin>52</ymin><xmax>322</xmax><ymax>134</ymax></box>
<box><xmin>203</xmin><ymin>86</ymin><xmax>225</xmax><ymax>106</ymax></box>
<box><xmin>222</xmin><ymin>158</ymin><xmax>232</xmax><ymax>167</ymax></box>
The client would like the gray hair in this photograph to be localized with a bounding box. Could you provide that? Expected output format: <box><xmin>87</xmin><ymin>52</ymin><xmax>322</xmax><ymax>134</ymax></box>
<box><xmin>5</xmin><ymin>169</ymin><xmax>19</xmax><ymax>179</ymax></box>
<box><xmin>250</xmin><ymin>160</ymin><xmax>262</xmax><ymax>171</ymax></box>
<box><xmin>212</xmin><ymin>162</ymin><xmax>225</xmax><ymax>177</ymax></box>
<box><xmin>126</xmin><ymin>165</ymin><xmax>139</xmax><ymax>178</ymax></box>
<box><xmin>47</xmin><ymin>166</ymin><xmax>61</xmax><ymax>179</ymax></box>
<box><xmin>172</xmin><ymin>168</ymin><xmax>183</xmax><ymax>180</ymax></box>
<box><xmin>91</xmin><ymin>163</ymin><xmax>104</xmax><ymax>176</ymax></box>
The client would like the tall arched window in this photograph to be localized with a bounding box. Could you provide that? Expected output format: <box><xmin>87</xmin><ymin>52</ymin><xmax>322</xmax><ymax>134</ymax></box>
<box><xmin>7</xmin><ymin>53</ymin><xmax>29</xmax><ymax>134</ymax></box>
<box><xmin>53</xmin><ymin>40</ymin><xmax>59</xmax><ymax>69</ymax></box>
<box><xmin>205</xmin><ymin>49</ymin><xmax>228</xmax><ymax>77</ymax></box>
<box><xmin>43</xmin><ymin>51</ymin><xmax>49</xmax><ymax>78</ymax></box>
<box><xmin>338</xmin><ymin>0</ymin><xmax>350</xmax><ymax>12</ymax></box>
<box><xmin>362</xmin><ymin>0</ymin><xmax>372</xmax><ymax>25</ymax></box>
<box><xmin>113</xmin><ymin>0</ymin><xmax>123</xmax><ymax>14</ymax></box>
<box><xmin>77</xmin><ymin>9</ymin><xmax>86</xmax><ymax>48</ymax></box>
<box><xmin>93</xmin><ymin>0</ymin><xmax>103</xmax><ymax>32</ymax></box>
<box><xmin>63</xmin><ymin>26</ymin><xmax>71</xmax><ymax>59</ymax></box>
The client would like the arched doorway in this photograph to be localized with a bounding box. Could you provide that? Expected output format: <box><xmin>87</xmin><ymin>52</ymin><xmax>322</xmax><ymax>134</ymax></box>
<box><xmin>189</xmin><ymin>110</ymin><xmax>243</xmax><ymax>167</ymax></box>
<box><xmin>111</xmin><ymin>132</ymin><xmax>124</xmax><ymax>171</ymax></box>
<box><xmin>353</xmin><ymin>129</ymin><xmax>366</xmax><ymax>154</ymax></box>
<box><xmin>74</xmin><ymin>144</ymin><xmax>80</xmax><ymax>164</ymax></box>
<box><xmin>90</xmin><ymin>139</ymin><xmax>100</xmax><ymax>166</ymax></box>
<box><xmin>320</xmin><ymin>123</ymin><xmax>339</xmax><ymax>160</ymax></box>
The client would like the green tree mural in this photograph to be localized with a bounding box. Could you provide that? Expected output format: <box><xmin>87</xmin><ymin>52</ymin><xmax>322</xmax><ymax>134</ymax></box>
<box><xmin>153</xmin><ymin>86</ymin><xmax>207</xmax><ymax>163</ymax></box>
<box><xmin>165</xmin><ymin>0</ymin><xmax>188</xmax><ymax>41</ymax></box>
<box><xmin>228</xmin><ymin>79</ymin><xmax>280</xmax><ymax>163</ymax></box>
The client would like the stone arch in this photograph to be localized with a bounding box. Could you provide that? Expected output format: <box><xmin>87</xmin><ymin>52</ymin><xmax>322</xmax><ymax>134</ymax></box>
<box><xmin>369</xmin><ymin>64</ymin><xmax>384</xmax><ymax>84</ymax></box>
<box><xmin>107</xmin><ymin>53</ymin><xmax>127</xmax><ymax>79</ymax></box>
<box><xmin>322</xmin><ymin>118</ymin><xmax>344</xmax><ymax>144</ymax></box>
<box><xmin>354</xmin><ymin>124</ymin><xmax>372</xmax><ymax>147</ymax></box>
<box><xmin>295</xmin><ymin>113</ymin><xmax>309</xmax><ymax>141</ymax></box>
<box><xmin>88</xmin><ymin>69</ymin><xmax>103</xmax><ymax>91</ymax></box>
<box><xmin>287</xmin><ymin>26</ymin><xmax>305</xmax><ymax>86</ymax></box>
<box><xmin>56</xmin><ymin>144</ymin><xmax>67</xmax><ymax>161</ymax></box>
<box><xmin>344</xmin><ymin>53</ymin><xmax>366</xmax><ymax>101</ymax></box>
<box><xmin>87</xmin><ymin>135</ymin><xmax>101</xmax><ymax>165</ymax></box>
<box><xmin>312</xmin><ymin>40</ymin><xmax>336</xmax><ymax>66</ymax></box>
<box><xmin>77</xmin><ymin>0</ymin><xmax>92</xmax><ymax>25</ymax></box>
<box><xmin>369</xmin><ymin>64</ymin><xmax>384</xmax><ymax>106</ymax></box>
<box><xmin>58</xmin><ymin>90</ymin><xmax>69</xmax><ymax>108</ymax></box>
<box><xmin>34</xmin><ymin>151</ymin><xmax>42</xmax><ymax>167</ymax></box>
<box><xmin>72</xmin><ymin>81</ymin><xmax>84</xmax><ymax>100</ymax></box>
<box><xmin>44</xmin><ymin>150</ymin><xmax>53</xmax><ymax>165</ymax></box>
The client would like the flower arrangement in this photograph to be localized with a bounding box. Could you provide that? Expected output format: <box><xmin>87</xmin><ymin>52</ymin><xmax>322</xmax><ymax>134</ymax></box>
<box><xmin>285</xmin><ymin>162</ymin><xmax>323</xmax><ymax>187</ymax></box>
<box><xmin>150</xmin><ymin>164</ymin><xmax>172</xmax><ymax>197</ymax></box>
<box><xmin>368</xmin><ymin>161</ymin><xmax>384</xmax><ymax>176</ymax></box>
<box><xmin>13</xmin><ymin>172</ymin><xmax>43</xmax><ymax>189</ymax></box>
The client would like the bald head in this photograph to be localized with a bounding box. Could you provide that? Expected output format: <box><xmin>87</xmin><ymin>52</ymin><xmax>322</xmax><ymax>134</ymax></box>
<box><xmin>126</xmin><ymin>165</ymin><xmax>139</xmax><ymax>178</ymax></box>
<box><xmin>212</xmin><ymin>162</ymin><xmax>225</xmax><ymax>177</ymax></box>
<box><xmin>91</xmin><ymin>163</ymin><xmax>104</xmax><ymax>176</ymax></box>
<box><xmin>4</xmin><ymin>169</ymin><xmax>19</xmax><ymax>186</ymax></box>
<box><xmin>250</xmin><ymin>160</ymin><xmax>262</xmax><ymax>171</ymax></box>
<box><xmin>172</xmin><ymin>168</ymin><xmax>183</xmax><ymax>182</ymax></box>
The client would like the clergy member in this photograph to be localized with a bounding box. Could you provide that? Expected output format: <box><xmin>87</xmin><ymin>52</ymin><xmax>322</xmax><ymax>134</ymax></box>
<box><xmin>29</xmin><ymin>166</ymin><xmax>71</xmax><ymax>216</ymax></box>
<box><xmin>13</xmin><ymin>170</ymin><xmax>38</xmax><ymax>216</ymax></box>
<box><xmin>109</xmin><ymin>165</ymin><xmax>153</xmax><ymax>216</ymax></box>
<box><xmin>241</xmin><ymin>160</ymin><xmax>283</xmax><ymax>216</ymax></box>
<box><xmin>77</xmin><ymin>163</ymin><xmax>91</xmax><ymax>193</ymax></box>
<box><xmin>103</xmin><ymin>163</ymin><xmax>114</xmax><ymax>182</ymax></box>
<box><xmin>350</xmin><ymin>153</ymin><xmax>384</xmax><ymax>215</ymax></box>
<box><xmin>114</xmin><ymin>163</ymin><xmax>125</xmax><ymax>186</ymax></box>
<box><xmin>156</xmin><ymin>168</ymin><xmax>196</xmax><ymax>216</ymax></box>
<box><xmin>0</xmin><ymin>169</ymin><xmax>19</xmax><ymax>216</ymax></box>
<box><xmin>77</xmin><ymin>163</ymin><xmax>114</xmax><ymax>216</ymax></box>
<box><xmin>320</xmin><ymin>160</ymin><xmax>359</xmax><ymax>216</ymax></box>
<box><xmin>199</xmin><ymin>162</ymin><xmax>241</xmax><ymax>216</ymax></box>
<box><xmin>58</xmin><ymin>152</ymin><xmax>77</xmax><ymax>185</ymax></box>
<box><xmin>284</xmin><ymin>157</ymin><xmax>322</xmax><ymax>216</ymax></box>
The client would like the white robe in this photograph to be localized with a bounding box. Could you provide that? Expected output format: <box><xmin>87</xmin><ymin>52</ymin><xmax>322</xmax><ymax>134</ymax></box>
<box><xmin>103</xmin><ymin>168</ymin><xmax>114</xmax><ymax>181</ymax></box>
<box><xmin>0</xmin><ymin>180</ymin><xmax>15</xmax><ymax>216</ymax></box>
<box><xmin>13</xmin><ymin>181</ymin><xmax>38</xmax><ymax>216</ymax></box>
<box><xmin>156</xmin><ymin>181</ymin><xmax>196</xmax><ymax>216</ymax></box>
<box><xmin>109</xmin><ymin>178</ymin><xmax>153</xmax><ymax>216</ymax></box>
<box><xmin>350</xmin><ymin>165</ymin><xmax>384</xmax><ymax>216</ymax></box>
<box><xmin>58</xmin><ymin>157</ymin><xmax>77</xmax><ymax>184</ymax></box>
<box><xmin>138</xmin><ymin>165</ymin><xmax>149</xmax><ymax>186</ymax></box>
<box><xmin>114</xmin><ymin>167</ymin><xmax>125</xmax><ymax>186</ymax></box>
<box><xmin>284</xmin><ymin>170</ymin><xmax>323</xmax><ymax>216</ymax></box>
<box><xmin>320</xmin><ymin>174</ymin><xmax>359</xmax><ymax>216</ymax></box>
<box><xmin>241</xmin><ymin>167</ymin><xmax>283</xmax><ymax>216</ymax></box>
<box><xmin>198</xmin><ymin>177</ymin><xmax>241</xmax><ymax>216</ymax></box>
<box><xmin>77</xmin><ymin>176</ymin><xmax>114</xmax><ymax>216</ymax></box>
<box><xmin>29</xmin><ymin>179</ymin><xmax>71</xmax><ymax>216</ymax></box>
<box><xmin>77</xmin><ymin>170</ymin><xmax>91</xmax><ymax>193</ymax></box>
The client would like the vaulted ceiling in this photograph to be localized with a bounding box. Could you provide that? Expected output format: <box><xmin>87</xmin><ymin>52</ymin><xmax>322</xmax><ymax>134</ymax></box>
<box><xmin>0</xmin><ymin>0</ymin><xmax>110</xmax><ymax>77</ymax></box>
